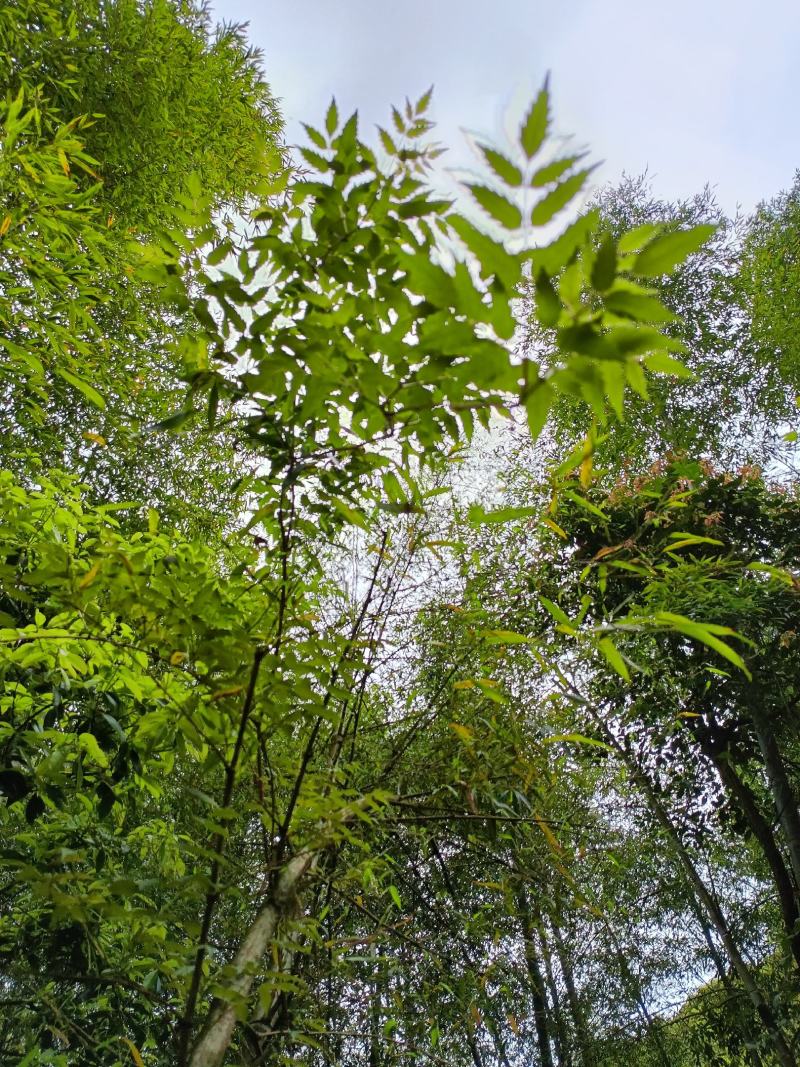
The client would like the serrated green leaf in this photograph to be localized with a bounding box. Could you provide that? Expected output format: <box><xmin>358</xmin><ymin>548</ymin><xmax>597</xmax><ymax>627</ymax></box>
<box><xmin>478</xmin><ymin>145</ymin><xmax>523</xmax><ymax>187</ymax></box>
<box><xmin>79</xmin><ymin>732</ymin><xmax>108</xmax><ymax>768</ymax></box>
<box><xmin>303</xmin><ymin>123</ymin><xmax>327</xmax><ymax>150</ymax></box>
<box><xmin>466</xmin><ymin>184</ymin><xmax>522</xmax><ymax>229</ymax></box>
<box><xmin>378</xmin><ymin>127</ymin><xmax>396</xmax><ymax>155</ymax></box>
<box><xmin>520</xmin><ymin>79</ymin><xmax>550</xmax><ymax>158</ymax></box>
<box><xmin>325</xmin><ymin>98</ymin><xmax>339</xmax><ymax>135</ymax></box>
<box><xmin>531</xmin><ymin>153</ymin><xmax>586</xmax><ymax>187</ymax></box>
<box><xmin>617</xmin><ymin>223</ymin><xmax>662</xmax><ymax>253</ymax></box>
<box><xmin>449</xmin><ymin>216</ymin><xmax>521</xmax><ymax>291</ymax></box>
<box><xmin>531</xmin><ymin>168</ymin><xmax>595</xmax><ymax>226</ymax></box>
<box><xmin>415</xmin><ymin>86</ymin><xmax>434</xmax><ymax>114</ymax></box>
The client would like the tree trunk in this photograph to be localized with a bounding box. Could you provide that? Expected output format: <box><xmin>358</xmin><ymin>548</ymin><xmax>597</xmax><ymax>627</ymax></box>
<box><xmin>187</xmin><ymin>849</ymin><xmax>317</xmax><ymax>1067</ymax></box>
<box><xmin>685</xmin><ymin>896</ymin><xmax>765</xmax><ymax>1067</ymax></box>
<box><xmin>551</xmin><ymin>921</ymin><xmax>595</xmax><ymax>1067</ymax></box>
<box><xmin>588</xmin><ymin>708</ymin><xmax>797</xmax><ymax>1067</ymax></box>
<box><xmin>750</xmin><ymin>703</ymin><xmax>800</xmax><ymax>894</ymax></box>
<box><xmin>629</xmin><ymin>759</ymin><xmax>796</xmax><ymax>1067</ymax></box>
<box><xmin>516</xmin><ymin>886</ymin><xmax>555</xmax><ymax>1067</ymax></box>
<box><xmin>539</xmin><ymin>923</ymin><xmax>572</xmax><ymax>1066</ymax></box>
<box><xmin>708</xmin><ymin>744</ymin><xmax>800</xmax><ymax>975</ymax></box>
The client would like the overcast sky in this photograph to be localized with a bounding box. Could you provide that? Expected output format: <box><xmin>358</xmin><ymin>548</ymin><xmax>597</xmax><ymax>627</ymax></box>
<box><xmin>213</xmin><ymin>0</ymin><xmax>799</xmax><ymax>216</ymax></box>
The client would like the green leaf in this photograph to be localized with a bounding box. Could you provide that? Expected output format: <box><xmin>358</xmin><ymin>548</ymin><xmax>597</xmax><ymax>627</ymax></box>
<box><xmin>520</xmin><ymin>79</ymin><xmax>550</xmax><ymax>158</ymax></box>
<box><xmin>650</xmin><ymin>612</ymin><xmax>752</xmax><ymax>680</ymax></box>
<box><xmin>531</xmin><ymin>168</ymin><xmax>595</xmax><ymax>226</ymax></box>
<box><xmin>467</xmin><ymin>504</ymin><xmax>538</xmax><ymax>525</ymax></box>
<box><xmin>415</xmin><ymin>85</ymin><xmax>434</xmax><ymax>114</ymax></box>
<box><xmin>449</xmin><ymin>216</ymin><xmax>521</xmax><ymax>292</ymax></box>
<box><xmin>562</xmin><ymin>490</ymin><xmax>607</xmax><ymax>521</ymax></box>
<box><xmin>325</xmin><ymin>98</ymin><xmax>339</xmax><ymax>135</ymax></box>
<box><xmin>481</xmin><ymin>629</ymin><xmax>532</xmax><ymax>645</ymax></box>
<box><xmin>543</xmin><ymin>732</ymin><xmax>613</xmax><ymax>751</ymax></box>
<box><xmin>148</xmin><ymin>408</ymin><xmax>195</xmax><ymax>433</ymax></box>
<box><xmin>378</xmin><ymin>127</ymin><xmax>396</xmax><ymax>155</ymax></box>
<box><xmin>634</xmin><ymin>224</ymin><xmax>717</xmax><ymax>276</ymax></box>
<box><xmin>330</xmin><ymin>499</ymin><xmax>369</xmax><ymax>530</ymax></box>
<box><xmin>617</xmin><ymin>223</ymin><xmax>662</xmax><ymax>253</ymax></box>
<box><xmin>478</xmin><ymin>145</ymin><xmax>523</xmax><ymax>187</ymax></box>
<box><xmin>591</xmin><ymin>236</ymin><xmax>617</xmax><ymax>292</ymax></box>
<box><xmin>534</xmin><ymin>270</ymin><xmax>561</xmax><ymax>328</ymax></box>
<box><xmin>643</xmin><ymin>352</ymin><xmax>692</xmax><ymax>377</ymax></box>
<box><xmin>538</xmin><ymin>595</ymin><xmax>571</xmax><ymax>627</ymax></box>
<box><xmin>467</xmin><ymin>184</ymin><xmax>522</xmax><ymax>229</ymax></box>
<box><xmin>303</xmin><ymin>123</ymin><xmax>327</xmax><ymax>150</ymax></box>
<box><xmin>525</xmin><ymin>380</ymin><xmax>554</xmax><ymax>440</ymax></box>
<box><xmin>56</xmin><ymin>368</ymin><xmax>105</xmax><ymax>410</ymax></box>
<box><xmin>532</xmin><ymin>210</ymin><xmax>599</xmax><ymax>274</ymax></box>
<box><xmin>605</xmin><ymin>290</ymin><xmax>676</xmax><ymax>323</ymax></box>
<box><xmin>598</xmin><ymin>638</ymin><xmax>630</xmax><ymax>681</ymax></box>
<box><xmin>79</xmin><ymin>732</ymin><xmax>109</xmax><ymax>768</ymax></box>
<box><xmin>531</xmin><ymin>154</ymin><xmax>586</xmax><ymax>188</ymax></box>
<box><xmin>388</xmin><ymin>885</ymin><xmax>402</xmax><ymax>908</ymax></box>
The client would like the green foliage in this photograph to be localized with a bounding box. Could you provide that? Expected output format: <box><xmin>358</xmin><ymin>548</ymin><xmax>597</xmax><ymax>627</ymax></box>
<box><xmin>0</xmin><ymin>0</ymin><xmax>283</xmax><ymax>231</ymax></box>
<box><xmin>740</xmin><ymin>171</ymin><xmax>800</xmax><ymax>394</ymax></box>
<box><xmin>0</xmin><ymin>0</ymin><xmax>285</xmax><ymax>529</ymax></box>
<box><xmin>4</xmin><ymin>8</ymin><xmax>798</xmax><ymax>1065</ymax></box>
<box><xmin>530</xmin><ymin>176</ymin><xmax>798</xmax><ymax>474</ymax></box>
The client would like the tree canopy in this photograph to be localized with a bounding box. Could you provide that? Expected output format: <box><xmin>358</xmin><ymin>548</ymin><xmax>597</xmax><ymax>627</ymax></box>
<box><xmin>2</xmin><ymin>6</ymin><xmax>800</xmax><ymax>1067</ymax></box>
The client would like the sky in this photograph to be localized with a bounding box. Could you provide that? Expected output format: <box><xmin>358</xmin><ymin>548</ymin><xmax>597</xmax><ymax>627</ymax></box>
<box><xmin>213</xmin><ymin>0</ymin><xmax>799</xmax><ymax>217</ymax></box>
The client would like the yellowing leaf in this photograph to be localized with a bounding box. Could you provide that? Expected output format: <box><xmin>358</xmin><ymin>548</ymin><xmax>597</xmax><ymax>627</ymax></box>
<box><xmin>534</xmin><ymin>815</ymin><xmax>562</xmax><ymax>854</ymax></box>
<box><xmin>79</xmin><ymin>562</ymin><xmax>101</xmax><ymax>589</ymax></box>
<box><xmin>210</xmin><ymin>686</ymin><xmax>244</xmax><ymax>701</ymax></box>
<box><xmin>121</xmin><ymin>1038</ymin><xmax>145</xmax><ymax>1067</ymax></box>
<box><xmin>82</xmin><ymin>431</ymin><xmax>107</xmax><ymax>446</ymax></box>
<box><xmin>592</xmin><ymin>543</ymin><xmax>623</xmax><ymax>561</ymax></box>
<box><xmin>170</xmin><ymin>650</ymin><xmax>186</xmax><ymax>666</ymax></box>
<box><xmin>450</xmin><ymin>722</ymin><xmax>474</xmax><ymax>742</ymax></box>
<box><xmin>540</xmin><ymin>516</ymin><xmax>568</xmax><ymax>539</ymax></box>
<box><xmin>580</xmin><ymin>452</ymin><xmax>593</xmax><ymax>489</ymax></box>
<box><xmin>0</xmin><ymin>215</ymin><xmax>11</xmax><ymax>237</ymax></box>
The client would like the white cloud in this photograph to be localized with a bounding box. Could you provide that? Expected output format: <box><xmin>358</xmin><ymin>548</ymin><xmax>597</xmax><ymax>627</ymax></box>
<box><xmin>214</xmin><ymin>0</ymin><xmax>800</xmax><ymax>212</ymax></box>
